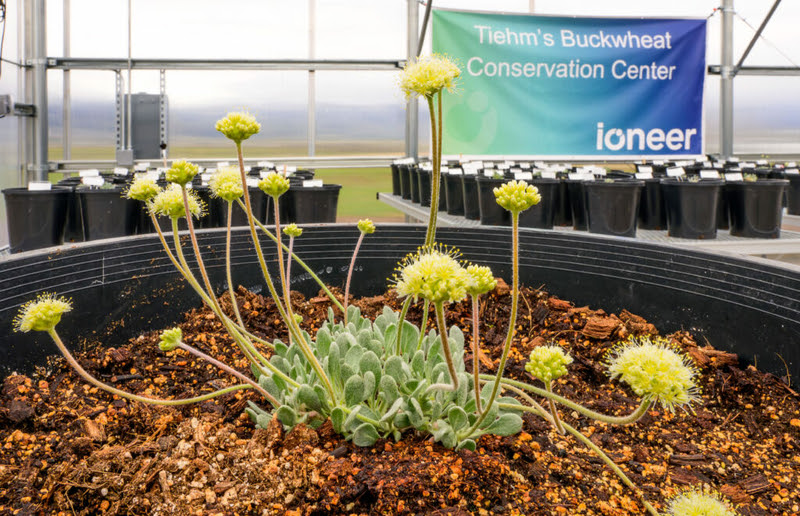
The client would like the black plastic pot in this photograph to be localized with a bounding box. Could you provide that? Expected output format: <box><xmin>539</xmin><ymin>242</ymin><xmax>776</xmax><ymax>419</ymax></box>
<box><xmin>566</xmin><ymin>180</ymin><xmax>589</xmax><ymax>231</ymax></box>
<box><xmin>409</xmin><ymin>167</ymin><xmax>421</xmax><ymax>204</ymax></box>
<box><xmin>76</xmin><ymin>187</ymin><xmax>138</xmax><ymax>241</ymax></box>
<box><xmin>716</xmin><ymin>188</ymin><xmax>730</xmax><ymax>230</ymax></box>
<box><xmin>287</xmin><ymin>184</ymin><xmax>341</xmax><ymax>224</ymax></box>
<box><xmin>438</xmin><ymin>173</ymin><xmax>447</xmax><ymax>212</ymax></box>
<box><xmin>637</xmin><ymin>178</ymin><xmax>667</xmax><ymax>230</ymax></box>
<box><xmin>2</xmin><ymin>187</ymin><xmax>71</xmax><ymax>253</ymax></box>
<box><xmin>725</xmin><ymin>180</ymin><xmax>788</xmax><ymax>239</ymax></box>
<box><xmin>584</xmin><ymin>180</ymin><xmax>644</xmax><ymax>237</ymax></box>
<box><xmin>56</xmin><ymin>178</ymin><xmax>85</xmax><ymax>243</ymax></box>
<box><xmin>390</xmin><ymin>164</ymin><xmax>401</xmax><ymax>196</ymax></box>
<box><xmin>2</xmin><ymin>226</ymin><xmax>799</xmax><ymax>386</ymax></box>
<box><xmin>518</xmin><ymin>178</ymin><xmax>558</xmax><ymax>229</ymax></box>
<box><xmin>225</xmin><ymin>187</ymin><xmax>268</xmax><ymax>227</ymax></box>
<box><xmin>661</xmin><ymin>179</ymin><xmax>723</xmax><ymax>240</ymax></box>
<box><xmin>461</xmin><ymin>175</ymin><xmax>481</xmax><ymax>220</ymax></box>
<box><xmin>553</xmin><ymin>179</ymin><xmax>572</xmax><ymax>226</ymax></box>
<box><xmin>398</xmin><ymin>164</ymin><xmax>412</xmax><ymax>200</ymax></box>
<box><xmin>786</xmin><ymin>175</ymin><xmax>800</xmax><ymax>215</ymax></box>
<box><xmin>444</xmin><ymin>173</ymin><xmax>464</xmax><ymax>216</ymax></box>
<box><xmin>418</xmin><ymin>169</ymin><xmax>431</xmax><ymax>207</ymax></box>
<box><xmin>475</xmin><ymin>176</ymin><xmax>510</xmax><ymax>226</ymax></box>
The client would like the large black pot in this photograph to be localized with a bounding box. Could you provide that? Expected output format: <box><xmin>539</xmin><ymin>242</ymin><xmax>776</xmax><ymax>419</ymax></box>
<box><xmin>2</xmin><ymin>187</ymin><xmax>71</xmax><ymax>253</ymax></box>
<box><xmin>475</xmin><ymin>176</ymin><xmax>510</xmax><ymax>226</ymax></box>
<box><xmin>553</xmin><ymin>179</ymin><xmax>572</xmax><ymax>227</ymax></box>
<box><xmin>661</xmin><ymin>179</ymin><xmax>723</xmax><ymax>240</ymax></box>
<box><xmin>518</xmin><ymin>178</ymin><xmax>558</xmax><ymax>230</ymax></box>
<box><xmin>418</xmin><ymin>169</ymin><xmax>432</xmax><ymax>208</ymax></box>
<box><xmin>637</xmin><ymin>178</ymin><xmax>667</xmax><ymax>230</ymax></box>
<box><xmin>584</xmin><ymin>180</ymin><xmax>644</xmax><ymax>238</ymax></box>
<box><xmin>461</xmin><ymin>175</ymin><xmax>481</xmax><ymax>221</ymax></box>
<box><xmin>390</xmin><ymin>164</ymin><xmax>402</xmax><ymax>196</ymax></box>
<box><xmin>725</xmin><ymin>179</ymin><xmax>788</xmax><ymax>239</ymax></box>
<box><xmin>444</xmin><ymin>173</ymin><xmax>465</xmax><ymax>216</ymax></box>
<box><xmin>398</xmin><ymin>164</ymin><xmax>412</xmax><ymax>200</ymax></box>
<box><xmin>785</xmin><ymin>174</ymin><xmax>800</xmax><ymax>215</ymax></box>
<box><xmin>1</xmin><ymin>225</ymin><xmax>799</xmax><ymax>386</ymax></box>
<box><xmin>76</xmin><ymin>187</ymin><xmax>138</xmax><ymax>241</ymax></box>
<box><xmin>286</xmin><ymin>184</ymin><xmax>341</xmax><ymax>224</ymax></box>
<box><xmin>566</xmin><ymin>180</ymin><xmax>589</xmax><ymax>231</ymax></box>
<box><xmin>409</xmin><ymin>167</ymin><xmax>421</xmax><ymax>204</ymax></box>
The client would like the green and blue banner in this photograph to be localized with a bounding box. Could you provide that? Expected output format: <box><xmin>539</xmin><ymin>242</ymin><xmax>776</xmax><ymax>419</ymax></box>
<box><xmin>432</xmin><ymin>9</ymin><xmax>707</xmax><ymax>158</ymax></box>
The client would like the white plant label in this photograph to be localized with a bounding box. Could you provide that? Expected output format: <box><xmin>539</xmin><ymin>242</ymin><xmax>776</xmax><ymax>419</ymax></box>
<box><xmin>541</xmin><ymin>171</ymin><xmax>557</xmax><ymax>179</ymax></box>
<box><xmin>652</xmin><ymin>160</ymin><xmax>665</xmax><ymax>165</ymax></box>
<box><xmin>725</xmin><ymin>173</ymin><xmax>744</xmax><ymax>181</ymax></box>
<box><xmin>635</xmin><ymin>172</ymin><xmax>653</xmax><ymax>179</ymax></box>
<box><xmin>82</xmin><ymin>176</ymin><xmax>105</xmax><ymax>187</ymax></box>
<box><xmin>463</xmin><ymin>168</ymin><xmax>478</xmax><ymax>176</ymax></box>
<box><xmin>303</xmin><ymin>180</ymin><xmax>323</xmax><ymax>187</ymax></box>
<box><xmin>114</xmin><ymin>167</ymin><xmax>129</xmax><ymax>176</ymax></box>
<box><xmin>28</xmin><ymin>181</ymin><xmax>51</xmax><ymax>191</ymax></box>
<box><xmin>784</xmin><ymin>168</ymin><xmax>799</xmax><ymax>175</ymax></box>
<box><xmin>666</xmin><ymin>167</ymin><xmax>685</xmax><ymax>177</ymax></box>
<box><xmin>79</xmin><ymin>169</ymin><xmax>100</xmax><ymax>177</ymax></box>
<box><xmin>519</xmin><ymin>162</ymin><xmax>531</xmax><ymax>169</ymax></box>
<box><xmin>514</xmin><ymin>172</ymin><xmax>533</xmax><ymax>180</ymax></box>
<box><xmin>700</xmin><ymin>170</ymin><xmax>720</xmax><ymax>179</ymax></box>
<box><xmin>246</xmin><ymin>178</ymin><xmax>260</xmax><ymax>187</ymax></box>
<box><xmin>217</xmin><ymin>161</ymin><xmax>230</xmax><ymax>168</ymax></box>
<box><xmin>637</xmin><ymin>166</ymin><xmax>653</xmax><ymax>174</ymax></box>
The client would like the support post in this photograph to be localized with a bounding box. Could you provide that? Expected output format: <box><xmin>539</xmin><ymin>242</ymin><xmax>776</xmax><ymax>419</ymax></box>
<box><xmin>720</xmin><ymin>0</ymin><xmax>734</xmax><ymax>159</ymax></box>
<box><xmin>307</xmin><ymin>0</ymin><xmax>316</xmax><ymax>158</ymax></box>
<box><xmin>30</xmin><ymin>0</ymin><xmax>48</xmax><ymax>182</ymax></box>
<box><xmin>63</xmin><ymin>0</ymin><xmax>71</xmax><ymax>161</ymax></box>
<box><xmin>405</xmin><ymin>0</ymin><xmax>419</xmax><ymax>160</ymax></box>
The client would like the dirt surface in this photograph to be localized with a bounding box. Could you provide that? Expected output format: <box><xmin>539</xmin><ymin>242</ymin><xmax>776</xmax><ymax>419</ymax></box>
<box><xmin>1</xmin><ymin>284</ymin><xmax>798</xmax><ymax>515</ymax></box>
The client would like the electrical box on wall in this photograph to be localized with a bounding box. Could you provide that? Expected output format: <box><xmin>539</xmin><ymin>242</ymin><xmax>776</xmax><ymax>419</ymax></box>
<box><xmin>122</xmin><ymin>93</ymin><xmax>168</xmax><ymax>160</ymax></box>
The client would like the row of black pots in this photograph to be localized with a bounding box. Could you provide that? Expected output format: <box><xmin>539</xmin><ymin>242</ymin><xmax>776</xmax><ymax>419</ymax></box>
<box><xmin>2</xmin><ymin>182</ymin><xmax>342</xmax><ymax>254</ymax></box>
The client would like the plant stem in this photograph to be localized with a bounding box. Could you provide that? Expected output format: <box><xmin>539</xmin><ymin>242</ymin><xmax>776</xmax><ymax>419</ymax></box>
<box><xmin>471</xmin><ymin>294</ymin><xmax>482</xmax><ymax>413</ymax></box>
<box><xmin>48</xmin><ymin>329</ymin><xmax>252</xmax><ymax>406</ymax></box>
<box><xmin>494</xmin><ymin>384</ymin><xmax>554</xmax><ymax>427</ymax></box>
<box><xmin>425</xmin><ymin>301</ymin><xmax>458</xmax><ymax>393</ymax></box>
<box><xmin>394</xmin><ymin>297</ymin><xmax>413</xmax><ymax>355</ymax></box>
<box><xmin>177</xmin><ymin>342</ymin><xmax>278</xmax><ymax>407</ymax></box>
<box><xmin>343</xmin><ymin>231</ymin><xmax>366</xmax><ymax>325</ymax></box>
<box><xmin>486</xmin><ymin>375</ymin><xmax>652</xmax><ymax>426</ymax></box>
<box><xmin>180</xmin><ymin>186</ymin><xmax>224</xmax><ymax>318</ymax></box>
<box><xmin>237</xmin><ymin>198</ymin><xmax>344</xmax><ymax>313</ymax></box>
<box><xmin>466</xmin><ymin>212</ymin><xmax>521</xmax><ymax>435</ymax></box>
<box><xmin>225</xmin><ymin>201</ymin><xmax>246</xmax><ymax>329</ymax></box>
<box><xmin>286</xmin><ymin>236</ymin><xmax>294</xmax><ymax>292</ymax></box>
<box><xmin>424</xmin><ymin>95</ymin><xmax>438</xmax><ymax>247</ymax></box>
<box><xmin>416</xmin><ymin>299</ymin><xmax>429</xmax><ymax>351</ymax></box>
<box><xmin>545</xmin><ymin>380</ymin><xmax>565</xmax><ymax>434</ymax></box>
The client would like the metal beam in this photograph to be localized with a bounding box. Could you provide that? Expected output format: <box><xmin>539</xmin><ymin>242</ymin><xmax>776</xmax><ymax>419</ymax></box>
<box><xmin>30</xmin><ymin>0</ymin><xmax>48</xmax><ymax>182</ymax></box>
<box><xmin>47</xmin><ymin>58</ymin><xmax>404</xmax><ymax>71</ymax></box>
<box><xmin>720</xmin><ymin>0</ymin><xmax>734</xmax><ymax>159</ymax></box>
<box><xmin>62</xmin><ymin>0</ymin><xmax>71</xmax><ymax>160</ymax></box>
<box><xmin>417</xmin><ymin>1</ymin><xmax>433</xmax><ymax>54</ymax></box>
<box><xmin>308</xmin><ymin>0</ymin><xmax>316</xmax><ymax>158</ymax></box>
<box><xmin>405</xmin><ymin>0</ymin><xmax>419</xmax><ymax>159</ymax></box>
<box><xmin>709</xmin><ymin>64</ymin><xmax>800</xmax><ymax>76</ymax></box>
<box><xmin>734</xmin><ymin>0</ymin><xmax>782</xmax><ymax>75</ymax></box>
<box><xmin>51</xmin><ymin>155</ymin><xmax>402</xmax><ymax>171</ymax></box>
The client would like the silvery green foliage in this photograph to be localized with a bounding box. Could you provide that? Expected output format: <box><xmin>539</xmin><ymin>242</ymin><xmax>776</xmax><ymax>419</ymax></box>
<box><xmin>245</xmin><ymin>306</ymin><xmax>523</xmax><ymax>450</ymax></box>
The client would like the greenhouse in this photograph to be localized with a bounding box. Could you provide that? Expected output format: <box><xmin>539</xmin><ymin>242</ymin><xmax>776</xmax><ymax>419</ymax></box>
<box><xmin>0</xmin><ymin>1</ymin><xmax>799</xmax><ymax>514</ymax></box>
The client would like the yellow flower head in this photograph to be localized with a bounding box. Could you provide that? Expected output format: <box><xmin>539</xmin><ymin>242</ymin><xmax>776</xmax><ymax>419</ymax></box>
<box><xmin>666</xmin><ymin>488</ymin><xmax>737</xmax><ymax>516</ymax></box>
<box><xmin>464</xmin><ymin>264</ymin><xmax>496</xmax><ymax>297</ymax></box>
<box><xmin>14</xmin><ymin>293</ymin><xmax>72</xmax><ymax>333</ymax></box>
<box><xmin>392</xmin><ymin>245</ymin><xmax>473</xmax><ymax>304</ymax></box>
<box><xmin>357</xmin><ymin>219</ymin><xmax>376</xmax><ymax>235</ymax></box>
<box><xmin>399</xmin><ymin>54</ymin><xmax>461</xmax><ymax>99</ymax></box>
<box><xmin>526</xmin><ymin>345</ymin><xmax>573</xmax><ymax>383</ymax></box>
<box><xmin>150</xmin><ymin>184</ymin><xmax>205</xmax><ymax>220</ymax></box>
<box><xmin>283</xmin><ymin>223</ymin><xmax>303</xmax><ymax>238</ymax></box>
<box><xmin>215</xmin><ymin>111</ymin><xmax>261</xmax><ymax>144</ymax></box>
<box><xmin>126</xmin><ymin>176</ymin><xmax>161</xmax><ymax>202</ymax></box>
<box><xmin>494</xmin><ymin>180</ymin><xmax>541</xmax><ymax>214</ymax></box>
<box><xmin>258</xmin><ymin>172</ymin><xmax>290</xmax><ymax>198</ymax></box>
<box><xmin>159</xmin><ymin>327</ymin><xmax>183</xmax><ymax>352</ymax></box>
<box><xmin>605</xmin><ymin>335</ymin><xmax>700</xmax><ymax>412</ymax></box>
<box><xmin>165</xmin><ymin>160</ymin><xmax>199</xmax><ymax>186</ymax></box>
<box><xmin>209</xmin><ymin>166</ymin><xmax>244</xmax><ymax>202</ymax></box>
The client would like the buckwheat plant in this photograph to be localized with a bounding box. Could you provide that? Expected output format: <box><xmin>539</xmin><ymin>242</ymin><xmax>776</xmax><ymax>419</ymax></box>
<box><xmin>666</xmin><ymin>488</ymin><xmax>737</xmax><ymax>516</ymax></box>
<box><xmin>400</xmin><ymin>54</ymin><xmax>460</xmax><ymax>246</ymax></box>
<box><xmin>16</xmin><ymin>101</ymin><xmax>709</xmax><ymax>514</ymax></box>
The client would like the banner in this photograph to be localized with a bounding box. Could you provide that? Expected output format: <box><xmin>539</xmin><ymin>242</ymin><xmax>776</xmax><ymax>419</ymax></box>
<box><xmin>432</xmin><ymin>10</ymin><xmax>707</xmax><ymax>158</ymax></box>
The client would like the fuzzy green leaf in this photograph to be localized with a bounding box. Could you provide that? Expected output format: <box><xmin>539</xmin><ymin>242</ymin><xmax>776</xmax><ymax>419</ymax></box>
<box><xmin>379</xmin><ymin>398</ymin><xmax>404</xmax><ymax>423</ymax></box>
<box><xmin>410</xmin><ymin>350</ymin><xmax>425</xmax><ymax>377</ymax></box>
<box><xmin>359</xmin><ymin>351</ymin><xmax>382</xmax><ymax>383</ymax></box>
<box><xmin>485</xmin><ymin>413</ymin><xmax>523</xmax><ymax>436</ymax></box>
<box><xmin>276</xmin><ymin>406</ymin><xmax>297</xmax><ymax>427</ymax></box>
<box><xmin>448</xmin><ymin>406</ymin><xmax>468</xmax><ymax>431</ymax></box>
<box><xmin>327</xmin><ymin>342</ymin><xmax>341</xmax><ymax>381</ymax></box>
<box><xmin>344</xmin><ymin>345</ymin><xmax>364</xmax><ymax>372</ymax></box>
<box><xmin>344</xmin><ymin>375</ymin><xmax>366</xmax><ymax>406</ymax></box>
<box><xmin>296</xmin><ymin>384</ymin><xmax>323</xmax><ymax>413</ymax></box>
<box><xmin>315</xmin><ymin>327</ymin><xmax>332</xmax><ymax>357</ymax></box>
<box><xmin>456</xmin><ymin>439</ymin><xmax>476</xmax><ymax>451</ymax></box>
<box><xmin>362</xmin><ymin>371</ymin><xmax>376</xmax><ymax>400</ymax></box>
<box><xmin>383</xmin><ymin>355</ymin><xmax>407</xmax><ymax>384</ymax></box>
<box><xmin>352</xmin><ymin>422</ymin><xmax>380</xmax><ymax>447</ymax></box>
<box><xmin>379</xmin><ymin>374</ymin><xmax>400</xmax><ymax>406</ymax></box>
<box><xmin>330</xmin><ymin>407</ymin><xmax>346</xmax><ymax>433</ymax></box>
<box><xmin>431</xmin><ymin>419</ymin><xmax>456</xmax><ymax>449</ymax></box>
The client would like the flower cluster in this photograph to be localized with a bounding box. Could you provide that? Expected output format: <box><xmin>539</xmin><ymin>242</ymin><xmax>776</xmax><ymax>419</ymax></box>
<box><xmin>393</xmin><ymin>246</ymin><xmax>473</xmax><ymax>304</ymax></box>
<box><xmin>159</xmin><ymin>327</ymin><xmax>183</xmax><ymax>352</ymax></box>
<box><xmin>215</xmin><ymin>111</ymin><xmax>261</xmax><ymax>144</ymax></box>
<box><xmin>526</xmin><ymin>345</ymin><xmax>573</xmax><ymax>383</ymax></box>
<box><xmin>283</xmin><ymin>223</ymin><xmax>302</xmax><ymax>238</ymax></box>
<box><xmin>494</xmin><ymin>180</ymin><xmax>542</xmax><ymax>214</ymax></box>
<box><xmin>606</xmin><ymin>335</ymin><xmax>700</xmax><ymax>412</ymax></box>
<box><xmin>13</xmin><ymin>293</ymin><xmax>72</xmax><ymax>333</ymax></box>
<box><xmin>399</xmin><ymin>54</ymin><xmax>461</xmax><ymax>99</ymax></box>
<box><xmin>126</xmin><ymin>176</ymin><xmax>160</xmax><ymax>202</ymax></box>
<box><xmin>357</xmin><ymin>219</ymin><xmax>376</xmax><ymax>234</ymax></box>
<box><xmin>209</xmin><ymin>167</ymin><xmax>244</xmax><ymax>202</ymax></box>
<box><xmin>165</xmin><ymin>160</ymin><xmax>199</xmax><ymax>186</ymax></box>
<box><xmin>666</xmin><ymin>488</ymin><xmax>737</xmax><ymax>516</ymax></box>
<box><xmin>465</xmin><ymin>264</ymin><xmax>496</xmax><ymax>297</ymax></box>
<box><xmin>150</xmin><ymin>184</ymin><xmax>204</xmax><ymax>220</ymax></box>
<box><xmin>258</xmin><ymin>172</ymin><xmax>290</xmax><ymax>198</ymax></box>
